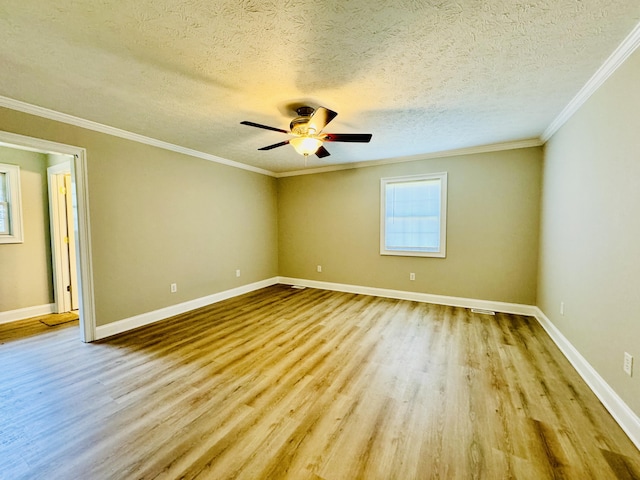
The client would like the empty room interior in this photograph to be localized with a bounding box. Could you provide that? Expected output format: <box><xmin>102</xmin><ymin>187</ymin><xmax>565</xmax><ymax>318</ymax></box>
<box><xmin>1</xmin><ymin>1</ymin><xmax>640</xmax><ymax>479</ymax></box>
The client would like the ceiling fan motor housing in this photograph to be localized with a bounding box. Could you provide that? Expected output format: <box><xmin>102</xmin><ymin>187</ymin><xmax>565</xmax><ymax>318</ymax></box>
<box><xmin>290</xmin><ymin>106</ymin><xmax>316</xmax><ymax>135</ymax></box>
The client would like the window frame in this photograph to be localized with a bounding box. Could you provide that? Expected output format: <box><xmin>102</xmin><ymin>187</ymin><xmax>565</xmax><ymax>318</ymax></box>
<box><xmin>0</xmin><ymin>163</ymin><xmax>24</xmax><ymax>244</ymax></box>
<box><xmin>380</xmin><ymin>172</ymin><xmax>448</xmax><ymax>258</ymax></box>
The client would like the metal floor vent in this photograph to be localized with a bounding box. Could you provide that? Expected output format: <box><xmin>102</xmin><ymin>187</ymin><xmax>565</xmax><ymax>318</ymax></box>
<box><xmin>470</xmin><ymin>308</ymin><xmax>496</xmax><ymax>315</ymax></box>
<box><xmin>291</xmin><ymin>285</ymin><xmax>307</xmax><ymax>290</ymax></box>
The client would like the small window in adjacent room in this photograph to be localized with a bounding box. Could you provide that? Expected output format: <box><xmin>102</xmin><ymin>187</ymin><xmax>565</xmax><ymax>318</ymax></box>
<box><xmin>0</xmin><ymin>163</ymin><xmax>23</xmax><ymax>244</ymax></box>
<box><xmin>380</xmin><ymin>172</ymin><xmax>447</xmax><ymax>258</ymax></box>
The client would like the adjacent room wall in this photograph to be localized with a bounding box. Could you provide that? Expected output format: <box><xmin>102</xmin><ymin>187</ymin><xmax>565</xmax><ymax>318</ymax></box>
<box><xmin>0</xmin><ymin>146</ymin><xmax>53</xmax><ymax>312</ymax></box>
<box><xmin>47</xmin><ymin>152</ymin><xmax>72</xmax><ymax>168</ymax></box>
<box><xmin>538</xmin><ymin>47</ymin><xmax>640</xmax><ymax>415</ymax></box>
<box><xmin>0</xmin><ymin>108</ymin><xmax>279</xmax><ymax>326</ymax></box>
<box><xmin>278</xmin><ymin>147</ymin><xmax>542</xmax><ymax>305</ymax></box>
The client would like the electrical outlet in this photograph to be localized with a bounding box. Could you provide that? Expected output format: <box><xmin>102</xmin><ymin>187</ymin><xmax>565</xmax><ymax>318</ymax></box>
<box><xmin>236</xmin><ymin>269</ymin><xmax>241</xmax><ymax>277</ymax></box>
<box><xmin>560</xmin><ymin>301</ymin><xmax>564</xmax><ymax>315</ymax></box>
<box><xmin>624</xmin><ymin>352</ymin><xmax>633</xmax><ymax>376</ymax></box>
<box><xmin>317</xmin><ymin>265</ymin><xmax>322</xmax><ymax>273</ymax></box>
<box><xmin>409</xmin><ymin>272</ymin><xmax>416</xmax><ymax>281</ymax></box>
<box><xmin>170</xmin><ymin>283</ymin><xmax>177</xmax><ymax>293</ymax></box>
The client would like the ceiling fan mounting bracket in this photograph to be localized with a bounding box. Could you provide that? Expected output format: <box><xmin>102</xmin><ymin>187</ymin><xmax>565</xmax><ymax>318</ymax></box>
<box><xmin>295</xmin><ymin>106</ymin><xmax>315</xmax><ymax>117</ymax></box>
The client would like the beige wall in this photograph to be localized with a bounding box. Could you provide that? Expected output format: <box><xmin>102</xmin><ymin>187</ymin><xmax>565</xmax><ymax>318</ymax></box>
<box><xmin>278</xmin><ymin>147</ymin><xmax>542</xmax><ymax>305</ymax></box>
<box><xmin>0</xmin><ymin>146</ymin><xmax>53</xmax><ymax>311</ymax></box>
<box><xmin>0</xmin><ymin>108</ymin><xmax>279</xmax><ymax>326</ymax></box>
<box><xmin>538</xmin><ymin>48</ymin><xmax>640</xmax><ymax>415</ymax></box>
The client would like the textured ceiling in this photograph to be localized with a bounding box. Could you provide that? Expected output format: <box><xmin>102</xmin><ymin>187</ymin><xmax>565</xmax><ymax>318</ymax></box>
<box><xmin>1</xmin><ymin>1</ymin><xmax>639</xmax><ymax>173</ymax></box>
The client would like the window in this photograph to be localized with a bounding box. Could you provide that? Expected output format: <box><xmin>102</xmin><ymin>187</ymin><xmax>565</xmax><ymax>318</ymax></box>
<box><xmin>380</xmin><ymin>172</ymin><xmax>447</xmax><ymax>257</ymax></box>
<box><xmin>0</xmin><ymin>163</ymin><xmax>23</xmax><ymax>244</ymax></box>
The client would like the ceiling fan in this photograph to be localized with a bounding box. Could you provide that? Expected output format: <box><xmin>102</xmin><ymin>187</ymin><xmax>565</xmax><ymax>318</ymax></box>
<box><xmin>241</xmin><ymin>106</ymin><xmax>372</xmax><ymax>158</ymax></box>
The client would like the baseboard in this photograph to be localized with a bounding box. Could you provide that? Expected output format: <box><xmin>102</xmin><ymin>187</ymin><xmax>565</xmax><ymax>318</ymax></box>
<box><xmin>280</xmin><ymin>277</ymin><xmax>640</xmax><ymax>450</ymax></box>
<box><xmin>95</xmin><ymin>277</ymin><xmax>280</xmax><ymax>340</ymax></box>
<box><xmin>0</xmin><ymin>303</ymin><xmax>55</xmax><ymax>324</ymax></box>
<box><xmin>95</xmin><ymin>277</ymin><xmax>535</xmax><ymax>341</ymax></box>
<box><xmin>89</xmin><ymin>276</ymin><xmax>640</xmax><ymax>450</ymax></box>
<box><xmin>533</xmin><ymin>307</ymin><xmax>640</xmax><ymax>451</ymax></box>
<box><xmin>277</xmin><ymin>277</ymin><xmax>537</xmax><ymax>316</ymax></box>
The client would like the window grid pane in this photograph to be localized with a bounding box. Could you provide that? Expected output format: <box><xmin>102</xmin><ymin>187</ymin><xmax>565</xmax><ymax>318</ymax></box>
<box><xmin>385</xmin><ymin>179</ymin><xmax>441</xmax><ymax>252</ymax></box>
<box><xmin>0</xmin><ymin>173</ymin><xmax>7</xmax><ymax>234</ymax></box>
<box><xmin>0</xmin><ymin>203</ymin><xmax>8</xmax><ymax>235</ymax></box>
<box><xmin>0</xmin><ymin>172</ymin><xmax>6</xmax><ymax>201</ymax></box>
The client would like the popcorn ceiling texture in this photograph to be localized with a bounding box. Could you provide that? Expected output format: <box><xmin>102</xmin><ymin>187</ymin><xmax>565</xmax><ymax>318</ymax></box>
<box><xmin>0</xmin><ymin>1</ymin><xmax>639</xmax><ymax>172</ymax></box>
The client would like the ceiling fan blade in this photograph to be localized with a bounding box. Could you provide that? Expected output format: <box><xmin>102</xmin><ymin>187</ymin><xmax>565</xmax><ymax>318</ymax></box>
<box><xmin>258</xmin><ymin>140</ymin><xmax>290</xmax><ymax>150</ymax></box>
<box><xmin>323</xmin><ymin>133</ymin><xmax>372</xmax><ymax>143</ymax></box>
<box><xmin>315</xmin><ymin>145</ymin><xmax>331</xmax><ymax>158</ymax></box>
<box><xmin>308</xmin><ymin>107</ymin><xmax>338</xmax><ymax>133</ymax></box>
<box><xmin>240</xmin><ymin>121</ymin><xmax>289</xmax><ymax>134</ymax></box>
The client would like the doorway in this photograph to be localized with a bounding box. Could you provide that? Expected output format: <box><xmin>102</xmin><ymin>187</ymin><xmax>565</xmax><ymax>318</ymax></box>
<box><xmin>0</xmin><ymin>130</ymin><xmax>95</xmax><ymax>341</ymax></box>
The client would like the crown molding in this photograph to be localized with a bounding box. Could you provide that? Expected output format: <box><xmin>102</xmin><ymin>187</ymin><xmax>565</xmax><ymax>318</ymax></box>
<box><xmin>0</xmin><ymin>96</ymin><xmax>277</xmax><ymax>177</ymax></box>
<box><xmin>542</xmin><ymin>20</ymin><xmax>640</xmax><ymax>142</ymax></box>
<box><xmin>275</xmin><ymin>138</ymin><xmax>544</xmax><ymax>178</ymax></box>
<box><xmin>0</xmin><ymin>94</ymin><xmax>543</xmax><ymax>179</ymax></box>
<box><xmin>3</xmin><ymin>20</ymin><xmax>639</xmax><ymax>176</ymax></box>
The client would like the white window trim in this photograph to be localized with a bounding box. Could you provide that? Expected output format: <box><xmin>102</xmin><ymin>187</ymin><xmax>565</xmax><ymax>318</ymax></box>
<box><xmin>380</xmin><ymin>172</ymin><xmax>448</xmax><ymax>258</ymax></box>
<box><xmin>0</xmin><ymin>163</ymin><xmax>24</xmax><ymax>244</ymax></box>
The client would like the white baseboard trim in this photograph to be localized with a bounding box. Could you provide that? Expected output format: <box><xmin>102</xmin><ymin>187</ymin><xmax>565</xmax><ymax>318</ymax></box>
<box><xmin>533</xmin><ymin>307</ymin><xmax>640</xmax><ymax>451</ymax></box>
<box><xmin>89</xmin><ymin>275</ymin><xmax>640</xmax><ymax>451</ymax></box>
<box><xmin>277</xmin><ymin>277</ymin><xmax>537</xmax><ymax>316</ymax></box>
<box><xmin>95</xmin><ymin>277</ymin><xmax>280</xmax><ymax>340</ymax></box>
<box><xmin>282</xmin><ymin>278</ymin><xmax>640</xmax><ymax>449</ymax></box>
<box><xmin>0</xmin><ymin>303</ymin><xmax>55</xmax><ymax>324</ymax></box>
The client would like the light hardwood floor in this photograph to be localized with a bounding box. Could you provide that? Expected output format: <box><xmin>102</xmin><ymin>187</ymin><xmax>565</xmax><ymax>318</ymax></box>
<box><xmin>1</xmin><ymin>285</ymin><xmax>639</xmax><ymax>479</ymax></box>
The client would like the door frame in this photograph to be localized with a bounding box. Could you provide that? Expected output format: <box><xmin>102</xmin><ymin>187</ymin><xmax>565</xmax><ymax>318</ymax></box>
<box><xmin>0</xmin><ymin>130</ymin><xmax>96</xmax><ymax>342</ymax></box>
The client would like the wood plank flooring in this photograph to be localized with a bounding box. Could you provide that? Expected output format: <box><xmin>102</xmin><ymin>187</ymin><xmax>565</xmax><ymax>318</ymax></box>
<box><xmin>1</xmin><ymin>285</ymin><xmax>639</xmax><ymax>479</ymax></box>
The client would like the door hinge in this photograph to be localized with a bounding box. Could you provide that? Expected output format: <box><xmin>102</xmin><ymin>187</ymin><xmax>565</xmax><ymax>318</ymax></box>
<box><xmin>67</xmin><ymin>285</ymin><xmax>71</xmax><ymax>292</ymax></box>
<box><xmin>64</xmin><ymin>236</ymin><xmax>70</xmax><ymax>244</ymax></box>
<box><xmin>59</xmin><ymin>186</ymin><xmax>67</xmax><ymax>195</ymax></box>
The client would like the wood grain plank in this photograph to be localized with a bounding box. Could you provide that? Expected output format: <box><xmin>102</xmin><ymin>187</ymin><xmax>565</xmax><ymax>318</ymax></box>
<box><xmin>0</xmin><ymin>285</ymin><xmax>639</xmax><ymax>479</ymax></box>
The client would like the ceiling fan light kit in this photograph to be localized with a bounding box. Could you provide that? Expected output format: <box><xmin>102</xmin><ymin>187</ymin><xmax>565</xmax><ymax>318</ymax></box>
<box><xmin>241</xmin><ymin>106</ymin><xmax>372</xmax><ymax>159</ymax></box>
<box><xmin>289</xmin><ymin>136</ymin><xmax>323</xmax><ymax>156</ymax></box>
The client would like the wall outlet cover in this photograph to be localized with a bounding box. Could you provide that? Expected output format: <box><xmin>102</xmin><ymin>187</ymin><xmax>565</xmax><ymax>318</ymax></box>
<box><xmin>623</xmin><ymin>352</ymin><xmax>633</xmax><ymax>376</ymax></box>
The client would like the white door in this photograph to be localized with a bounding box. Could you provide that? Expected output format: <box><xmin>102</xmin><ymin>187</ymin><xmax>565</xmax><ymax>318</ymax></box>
<box><xmin>64</xmin><ymin>173</ymin><xmax>79</xmax><ymax>310</ymax></box>
<box><xmin>48</xmin><ymin>162</ymin><xmax>79</xmax><ymax>313</ymax></box>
